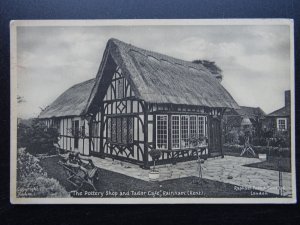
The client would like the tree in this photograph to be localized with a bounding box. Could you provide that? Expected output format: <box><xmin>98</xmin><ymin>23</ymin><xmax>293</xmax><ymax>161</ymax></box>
<box><xmin>192</xmin><ymin>59</ymin><xmax>222</xmax><ymax>75</ymax></box>
<box><xmin>17</xmin><ymin>119</ymin><xmax>60</xmax><ymax>155</ymax></box>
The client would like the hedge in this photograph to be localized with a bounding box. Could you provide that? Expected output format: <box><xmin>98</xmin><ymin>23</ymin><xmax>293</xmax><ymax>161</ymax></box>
<box><xmin>223</xmin><ymin>144</ymin><xmax>291</xmax><ymax>158</ymax></box>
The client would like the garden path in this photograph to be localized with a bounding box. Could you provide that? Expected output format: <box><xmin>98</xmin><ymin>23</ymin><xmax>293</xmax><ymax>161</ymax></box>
<box><xmin>90</xmin><ymin>155</ymin><xmax>292</xmax><ymax>197</ymax></box>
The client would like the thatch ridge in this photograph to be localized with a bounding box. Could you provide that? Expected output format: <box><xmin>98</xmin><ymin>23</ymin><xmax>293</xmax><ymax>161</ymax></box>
<box><xmin>39</xmin><ymin>78</ymin><xmax>95</xmax><ymax>118</ymax></box>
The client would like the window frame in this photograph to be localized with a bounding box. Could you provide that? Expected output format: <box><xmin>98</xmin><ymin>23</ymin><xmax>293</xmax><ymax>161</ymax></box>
<box><xmin>171</xmin><ymin>115</ymin><xmax>181</xmax><ymax>149</ymax></box>
<box><xmin>180</xmin><ymin>115</ymin><xmax>190</xmax><ymax>148</ymax></box>
<box><xmin>156</xmin><ymin>114</ymin><xmax>168</xmax><ymax>150</ymax></box>
<box><xmin>198</xmin><ymin>115</ymin><xmax>206</xmax><ymax>137</ymax></box>
<box><xmin>276</xmin><ymin>118</ymin><xmax>287</xmax><ymax>131</ymax></box>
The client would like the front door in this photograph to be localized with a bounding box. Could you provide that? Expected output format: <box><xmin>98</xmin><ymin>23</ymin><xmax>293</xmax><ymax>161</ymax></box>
<box><xmin>208</xmin><ymin>117</ymin><xmax>222</xmax><ymax>157</ymax></box>
<box><xmin>73</xmin><ymin>120</ymin><xmax>79</xmax><ymax>149</ymax></box>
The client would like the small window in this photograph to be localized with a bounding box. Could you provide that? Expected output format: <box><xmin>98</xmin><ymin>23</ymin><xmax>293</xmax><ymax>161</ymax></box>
<box><xmin>277</xmin><ymin>118</ymin><xmax>287</xmax><ymax>131</ymax></box>
<box><xmin>156</xmin><ymin>115</ymin><xmax>168</xmax><ymax>149</ymax></box>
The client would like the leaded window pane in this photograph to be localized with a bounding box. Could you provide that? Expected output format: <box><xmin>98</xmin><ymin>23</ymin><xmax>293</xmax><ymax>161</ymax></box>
<box><xmin>108</xmin><ymin>116</ymin><xmax>133</xmax><ymax>144</ymax></box>
<box><xmin>128</xmin><ymin>117</ymin><xmax>133</xmax><ymax>143</ymax></box>
<box><xmin>122</xmin><ymin>118</ymin><xmax>128</xmax><ymax>144</ymax></box>
<box><xmin>117</xmin><ymin>117</ymin><xmax>122</xmax><ymax>143</ymax></box>
<box><xmin>111</xmin><ymin>118</ymin><xmax>117</xmax><ymax>143</ymax></box>
<box><xmin>107</xmin><ymin>118</ymin><xmax>111</xmax><ymax>141</ymax></box>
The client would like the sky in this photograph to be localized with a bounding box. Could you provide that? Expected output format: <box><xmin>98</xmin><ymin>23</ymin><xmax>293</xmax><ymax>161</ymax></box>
<box><xmin>16</xmin><ymin>23</ymin><xmax>291</xmax><ymax>119</ymax></box>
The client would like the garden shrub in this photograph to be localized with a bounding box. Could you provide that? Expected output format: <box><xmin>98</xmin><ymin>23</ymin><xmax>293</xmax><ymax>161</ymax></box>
<box><xmin>17</xmin><ymin>148</ymin><xmax>69</xmax><ymax>198</ymax></box>
<box><xmin>18</xmin><ymin>119</ymin><xmax>59</xmax><ymax>155</ymax></box>
<box><xmin>252</xmin><ymin>137</ymin><xmax>268</xmax><ymax>146</ymax></box>
<box><xmin>225</xmin><ymin>129</ymin><xmax>244</xmax><ymax>145</ymax></box>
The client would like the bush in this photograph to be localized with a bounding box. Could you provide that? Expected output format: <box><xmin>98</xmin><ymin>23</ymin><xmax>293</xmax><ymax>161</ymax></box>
<box><xmin>252</xmin><ymin>137</ymin><xmax>268</xmax><ymax>146</ymax></box>
<box><xmin>18</xmin><ymin>119</ymin><xmax>59</xmax><ymax>155</ymax></box>
<box><xmin>17</xmin><ymin>148</ymin><xmax>69</xmax><ymax>198</ymax></box>
<box><xmin>225</xmin><ymin>129</ymin><xmax>244</xmax><ymax>145</ymax></box>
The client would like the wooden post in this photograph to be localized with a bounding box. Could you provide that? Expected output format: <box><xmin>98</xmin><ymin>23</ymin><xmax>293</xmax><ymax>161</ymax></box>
<box><xmin>143</xmin><ymin>102</ymin><xmax>149</xmax><ymax>169</ymax></box>
<box><xmin>207</xmin><ymin>115</ymin><xmax>211</xmax><ymax>157</ymax></box>
<box><xmin>220</xmin><ymin>108</ymin><xmax>226</xmax><ymax>158</ymax></box>
<box><xmin>88</xmin><ymin>117</ymin><xmax>92</xmax><ymax>156</ymax></box>
<box><xmin>99</xmin><ymin>105</ymin><xmax>105</xmax><ymax>159</ymax></box>
<box><xmin>220</xmin><ymin>116</ymin><xmax>224</xmax><ymax>158</ymax></box>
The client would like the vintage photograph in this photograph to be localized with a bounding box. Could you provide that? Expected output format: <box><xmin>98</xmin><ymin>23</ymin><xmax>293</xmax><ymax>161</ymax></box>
<box><xmin>10</xmin><ymin>19</ymin><xmax>296</xmax><ymax>203</ymax></box>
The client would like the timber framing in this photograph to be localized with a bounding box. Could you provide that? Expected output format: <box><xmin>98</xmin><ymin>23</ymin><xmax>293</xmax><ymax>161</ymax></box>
<box><xmin>39</xmin><ymin>38</ymin><xmax>239</xmax><ymax>168</ymax></box>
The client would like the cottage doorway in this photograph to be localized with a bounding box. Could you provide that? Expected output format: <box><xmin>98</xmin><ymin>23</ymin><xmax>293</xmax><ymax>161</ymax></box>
<box><xmin>208</xmin><ymin>117</ymin><xmax>222</xmax><ymax>157</ymax></box>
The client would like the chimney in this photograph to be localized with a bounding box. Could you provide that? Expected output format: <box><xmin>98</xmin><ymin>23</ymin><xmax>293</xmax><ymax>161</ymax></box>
<box><xmin>285</xmin><ymin>90</ymin><xmax>290</xmax><ymax>107</ymax></box>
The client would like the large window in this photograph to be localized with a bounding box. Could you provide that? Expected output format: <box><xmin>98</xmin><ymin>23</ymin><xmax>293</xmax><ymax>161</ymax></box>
<box><xmin>277</xmin><ymin>118</ymin><xmax>287</xmax><ymax>131</ymax></box>
<box><xmin>108</xmin><ymin>117</ymin><xmax>133</xmax><ymax>144</ymax></box>
<box><xmin>157</xmin><ymin>114</ymin><xmax>207</xmax><ymax>150</ymax></box>
<box><xmin>156</xmin><ymin>115</ymin><xmax>168</xmax><ymax>149</ymax></box>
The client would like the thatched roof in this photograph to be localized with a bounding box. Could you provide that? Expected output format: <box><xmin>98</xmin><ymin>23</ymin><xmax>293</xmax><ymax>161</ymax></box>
<box><xmin>39</xmin><ymin>79</ymin><xmax>95</xmax><ymax>118</ymax></box>
<box><xmin>224</xmin><ymin>106</ymin><xmax>265</xmax><ymax>127</ymax></box>
<box><xmin>85</xmin><ymin>38</ymin><xmax>238</xmax><ymax>113</ymax></box>
<box><xmin>267</xmin><ymin>106</ymin><xmax>290</xmax><ymax>117</ymax></box>
<box><xmin>40</xmin><ymin>38</ymin><xmax>239</xmax><ymax>119</ymax></box>
<box><xmin>236</xmin><ymin>106</ymin><xmax>266</xmax><ymax>120</ymax></box>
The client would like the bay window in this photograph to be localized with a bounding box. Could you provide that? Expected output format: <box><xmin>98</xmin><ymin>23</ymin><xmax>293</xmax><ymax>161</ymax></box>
<box><xmin>156</xmin><ymin>114</ymin><xmax>207</xmax><ymax>150</ymax></box>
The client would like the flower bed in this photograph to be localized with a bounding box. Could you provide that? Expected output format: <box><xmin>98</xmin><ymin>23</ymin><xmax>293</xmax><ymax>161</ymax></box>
<box><xmin>223</xmin><ymin>144</ymin><xmax>291</xmax><ymax>158</ymax></box>
<box><xmin>17</xmin><ymin>148</ymin><xmax>69</xmax><ymax>198</ymax></box>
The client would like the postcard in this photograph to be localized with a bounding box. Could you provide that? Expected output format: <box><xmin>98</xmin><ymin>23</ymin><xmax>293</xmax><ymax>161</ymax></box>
<box><xmin>10</xmin><ymin>19</ymin><xmax>296</xmax><ymax>204</ymax></box>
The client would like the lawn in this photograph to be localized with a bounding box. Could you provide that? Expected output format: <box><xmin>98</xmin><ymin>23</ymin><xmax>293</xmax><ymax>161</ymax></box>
<box><xmin>40</xmin><ymin>155</ymin><xmax>279</xmax><ymax>198</ymax></box>
<box><xmin>244</xmin><ymin>157</ymin><xmax>291</xmax><ymax>173</ymax></box>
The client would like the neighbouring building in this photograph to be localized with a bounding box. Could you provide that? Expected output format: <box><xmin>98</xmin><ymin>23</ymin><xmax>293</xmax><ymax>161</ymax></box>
<box><xmin>263</xmin><ymin>90</ymin><xmax>291</xmax><ymax>137</ymax></box>
<box><xmin>39</xmin><ymin>38</ymin><xmax>239</xmax><ymax>168</ymax></box>
<box><xmin>223</xmin><ymin>106</ymin><xmax>266</xmax><ymax>137</ymax></box>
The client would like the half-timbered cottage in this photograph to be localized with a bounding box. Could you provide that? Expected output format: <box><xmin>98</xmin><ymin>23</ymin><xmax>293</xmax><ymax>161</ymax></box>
<box><xmin>39</xmin><ymin>38</ymin><xmax>239</xmax><ymax>168</ymax></box>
